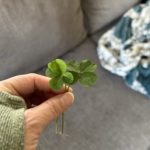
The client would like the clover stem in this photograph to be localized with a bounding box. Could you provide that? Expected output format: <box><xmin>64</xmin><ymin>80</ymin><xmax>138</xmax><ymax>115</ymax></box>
<box><xmin>64</xmin><ymin>84</ymin><xmax>70</xmax><ymax>92</ymax></box>
<box><xmin>61</xmin><ymin>84</ymin><xmax>67</xmax><ymax>134</ymax></box>
<box><xmin>60</xmin><ymin>84</ymin><xmax>70</xmax><ymax>134</ymax></box>
<box><xmin>55</xmin><ymin>117</ymin><xmax>59</xmax><ymax>134</ymax></box>
<box><xmin>61</xmin><ymin>112</ymin><xmax>64</xmax><ymax>134</ymax></box>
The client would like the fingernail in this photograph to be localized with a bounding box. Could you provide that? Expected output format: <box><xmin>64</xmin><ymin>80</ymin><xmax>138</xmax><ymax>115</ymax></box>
<box><xmin>62</xmin><ymin>92</ymin><xmax>74</xmax><ymax>103</ymax></box>
<box><xmin>69</xmin><ymin>87</ymin><xmax>73</xmax><ymax>92</ymax></box>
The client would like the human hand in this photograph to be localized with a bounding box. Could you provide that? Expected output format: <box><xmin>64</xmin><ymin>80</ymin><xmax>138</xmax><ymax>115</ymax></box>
<box><xmin>0</xmin><ymin>73</ymin><xmax>74</xmax><ymax>150</ymax></box>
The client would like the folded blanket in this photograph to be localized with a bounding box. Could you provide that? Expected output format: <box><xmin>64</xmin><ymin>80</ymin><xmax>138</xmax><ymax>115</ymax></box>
<box><xmin>97</xmin><ymin>0</ymin><xmax>150</xmax><ymax>97</ymax></box>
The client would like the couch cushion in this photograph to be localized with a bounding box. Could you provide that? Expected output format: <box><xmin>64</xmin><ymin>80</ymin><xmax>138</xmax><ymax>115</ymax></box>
<box><xmin>37</xmin><ymin>38</ymin><xmax>150</xmax><ymax>150</ymax></box>
<box><xmin>0</xmin><ymin>0</ymin><xmax>86</xmax><ymax>80</ymax></box>
<box><xmin>91</xmin><ymin>19</ymin><xmax>120</xmax><ymax>43</ymax></box>
<box><xmin>82</xmin><ymin>0</ymin><xmax>140</xmax><ymax>34</ymax></box>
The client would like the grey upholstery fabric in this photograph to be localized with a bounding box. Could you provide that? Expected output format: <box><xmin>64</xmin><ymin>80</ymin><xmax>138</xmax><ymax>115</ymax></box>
<box><xmin>37</xmin><ymin>38</ymin><xmax>150</xmax><ymax>150</ymax></box>
<box><xmin>91</xmin><ymin>19</ymin><xmax>120</xmax><ymax>43</ymax></box>
<box><xmin>0</xmin><ymin>0</ymin><xmax>86</xmax><ymax>80</ymax></box>
<box><xmin>82</xmin><ymin>0</ymin><xmax>140</xmax><ymax>34</ymax></box>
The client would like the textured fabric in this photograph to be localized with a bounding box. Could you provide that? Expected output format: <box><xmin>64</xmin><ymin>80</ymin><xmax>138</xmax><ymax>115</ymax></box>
<box><xmin>0</xmin><ymin>0</ymin><xmax>86</xmax><ymax>80</ymax></box>
<box><xmin>0</xmin><ymin>91</ymin><xmax>26</xmax><ymax>150</ymax></box>
<box><xmin>37</xmin><ymin>39</ymin><xmax>150</xmax><ymax>150</ymax></box>
<box><xmin>82</xmin><ymin>0</ymin><xmax>140</xmax><ymax>34</ymax></box>
<box><xmin>97</xmin><ymin>1</ymin><xmax>150</xmax><ymax>97</ymax></box>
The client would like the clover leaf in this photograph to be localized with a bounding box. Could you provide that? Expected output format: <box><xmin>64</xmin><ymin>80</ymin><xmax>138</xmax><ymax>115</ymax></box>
<box><xmin>55</xmin><ymin>59</ymin><xmax>67</xmax><ymax>74</ymax></box>
<box><xmin>80</xmin><ymin>59</ymin><xmax>97</xmax><ymax>73</ymax></box>
<box><xmin>67</xmin><ymin>60</ymin><xmax>80</xmax><ymax>73</ymax></box>
<box><xmin>47</xmin><ymin>59</ymin><xmax>67</xmax><ymax>78</ymax></box>
<box><xmin>63</xmin><ymin>72</ymin><xmax>74</xmax><ymax>84</ymax></box>
<box><xmin>69</xmin><ymin>71</ymin><xmax>79</xmax><ymax>84</ymax></box>
<box><xmin>45</xmin><ymin>68</ymin><xmax>57</xmax><ymax>78</ymax></box>
<box><xmin>79</xmin><ymin>72</ymin><xmax>97</xmax><ymax>87</ymax></box>
<box><xmin>49</xmin><ymin>77</ymin><xmax>63</xmax><ymax>90</ymax></box>
<box><xmin>48</xmin><ymin>61</ymin><xmax>61</xmax><ymax>77</ymax></box>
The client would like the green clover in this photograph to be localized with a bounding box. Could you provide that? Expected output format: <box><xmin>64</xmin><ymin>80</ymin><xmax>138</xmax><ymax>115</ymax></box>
<box><xmin>45</xmin><ymin>58</ymin><xmax>97</xmax><ymax>134</ymax></box>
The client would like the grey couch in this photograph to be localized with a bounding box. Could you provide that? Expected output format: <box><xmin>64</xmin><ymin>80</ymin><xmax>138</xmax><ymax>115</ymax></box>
<box><xmin>1</xmin><ymin>0</ymin><xmax>150</xmax><ymax>150</ymax></box>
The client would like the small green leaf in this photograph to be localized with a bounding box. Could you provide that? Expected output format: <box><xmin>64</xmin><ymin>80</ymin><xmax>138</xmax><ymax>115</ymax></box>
<box><xmin>69</xmin><ymin>71</ymin><xmax>79</xmax><ymax>84</ymax></box>
<box><xmin>79</xmin><ymin>72</ymin><xmax>97</xmax><ymax>87</ymax></box>
<box><xmin>45</xmin><ymin>68</ymin><xmax>57</xmax><ymax>78</ymax></box>
<box><xmin>49</xmin><ymin>77</ymin><xmax>63</xmax><ymax>90</ymax></box>
<box><xmin>45</xmin><ymin>68</ymin><xmax>51</xmax><ymax>77</ymax></box>
<box><xmin>48</xmin><ymin>61</ymin><xmax>61</xmax><ymax>77</ymax></box>
<box><xmin>47</xmin><ymin>59</ymin><xmax>67</xmax><ymax>77</ymax></box>
<box><xmin>80</xmin><ymin>59</ymin><xmax>97</xmax><ymax>73</ymax></box>
<box><xmin>55</xmin><ymin>59</ymin><xmax>67</xmax><ymax>74</ymax></box>
<box><xmin>67</xmin><ymin>60</ymin><xmax>80</xmax><ymax>73</ymax></box>
<box><xmin>63</xmin><ymin>72</ymin><xmax>74</xmax><ymax>84</ymax></box>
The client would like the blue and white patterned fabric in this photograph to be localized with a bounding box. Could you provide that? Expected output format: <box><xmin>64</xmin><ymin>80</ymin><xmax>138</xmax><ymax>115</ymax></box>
<box><xmin>97</xmin><ymin>0</ymin><xmax>150</xmax><ymax>97</ymax></box>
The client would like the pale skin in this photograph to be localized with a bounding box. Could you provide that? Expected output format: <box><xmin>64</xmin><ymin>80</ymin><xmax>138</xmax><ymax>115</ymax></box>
<box><xmin>0</xmin><ymin>73</ymin><xmax>74</xmax><ymax>150</ymax></box>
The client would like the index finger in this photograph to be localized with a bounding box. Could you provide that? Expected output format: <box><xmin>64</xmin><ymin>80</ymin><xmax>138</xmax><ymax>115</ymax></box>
<box><xmin>0</xmin><ymin>73</ymin><xmax>71</xmax><ymax>97</ymax></box>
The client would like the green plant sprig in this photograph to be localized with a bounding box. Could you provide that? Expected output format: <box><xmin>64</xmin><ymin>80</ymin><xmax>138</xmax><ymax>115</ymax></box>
<box><xmin>45</xmin><ymin>59</ymin><xmax>97</xmax><ymax>134</ymax></box>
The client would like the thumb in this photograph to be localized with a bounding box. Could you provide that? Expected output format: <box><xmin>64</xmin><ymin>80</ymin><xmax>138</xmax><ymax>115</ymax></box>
<box><xmin>27</xmin><ymin>92</ymin><xmax>74</xmax><ymax>130</ymax></box>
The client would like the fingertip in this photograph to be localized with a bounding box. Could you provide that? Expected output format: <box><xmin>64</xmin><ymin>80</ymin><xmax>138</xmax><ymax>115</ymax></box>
<box><xmin>52</xmin><ymin>85</ymin><xmax>73</xmax><ymax>94</ymax></box>
<box><xmin>68</xmin><ymin>87</ymin><xmax>73</xmax><ymax>92</ymax></box>
<box><xmin>65</xmin><ymin>92</ymin><xmax>74</xmax><ymax>103</ymax></box>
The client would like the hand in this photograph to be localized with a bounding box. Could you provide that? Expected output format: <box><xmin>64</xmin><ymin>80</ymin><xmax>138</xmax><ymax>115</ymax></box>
<box><xmin>0</xmin><ymin>73</ymin><xmax>74</xmax><ymax>150</ymax></box>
